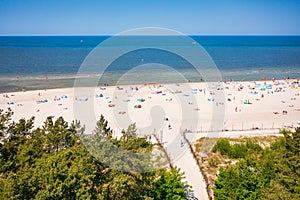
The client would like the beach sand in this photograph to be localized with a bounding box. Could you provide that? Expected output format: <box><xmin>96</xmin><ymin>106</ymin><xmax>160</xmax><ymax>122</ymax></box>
<box><xmin>2</xmin><ymin>79</ymin><xmax>299</xmax><ymax>132</ymax></box>
<box><xmin>1</xmin><ymin>79</ymin><xmax>300</xmax><ymax>199</ymax></box>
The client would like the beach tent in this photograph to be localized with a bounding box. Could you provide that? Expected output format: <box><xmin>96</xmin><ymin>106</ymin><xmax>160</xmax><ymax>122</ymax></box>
<box><xmin>137</xmin><ymin>98</ymin><xmax>145</xmax><ymax>102</ymax></box>
<box><xmin>7</xmin><ymin>101</ymin><xmax>14</xmax><ymax>105</ymax></box>
<box><xmin>266</xmin><ymin>85</ymin><xmax>272</xmax><ymax>89</ymax></box>
<box><xmin>243</xmin><ymin>100</ymin><xmax>251</xmax><ymax>104</ymax></box>
<box><xmin>37</xmin><ymin>99</ymin><xmax>48</xmax><ymax>104</ymax></box>
<box><xmin>61</xmin><ymin>95</ymin><xmax>68</xmax><ymax>99</ymax></box>
<box><xmin>99</xmin><ymin>93</ymin><xmax>103</xmax><ymax>97</ymax></box>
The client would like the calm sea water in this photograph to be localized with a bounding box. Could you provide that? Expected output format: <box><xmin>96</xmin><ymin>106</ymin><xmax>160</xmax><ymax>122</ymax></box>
<box><xmin>0</xmin><ymin>36</ymin><xmax>300</xmax><ymax>92</ymax></box>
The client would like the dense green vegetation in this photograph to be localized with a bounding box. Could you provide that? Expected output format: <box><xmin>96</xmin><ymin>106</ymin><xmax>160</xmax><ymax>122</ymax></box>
<box><xmin>0</xmin><ymin>109</ymin><xmax>188</xmax><ymax>199</ymax></box>
<box><xmin>213</xmin><ymin>128</ymin><xmax>300</xmax><ymax>200</ymax></box>
<box><xmin>212</xmin><ymin>138</ymin><xmax>262</xmax><ymax>159</ymax></box>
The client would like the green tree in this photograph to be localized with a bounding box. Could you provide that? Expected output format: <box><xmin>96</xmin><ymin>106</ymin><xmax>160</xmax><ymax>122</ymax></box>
<box><xmin>214</xmin><ymin>158</ymin><xmax>263</xmax><ymax>200</ymax></box>
<box><xmin>0</xmin><ymin>110</ymin><xmax>188</xmax><ymax>199</ymax></box>
<box><xmin>269</xmin><ymin>128</ymin><xmax>300</xmax><ymax>199</ymax></box>
<box><xmin>93</xmin><ymin>114</ymin><xmax>112</xmax><ymax>138</ymax></box>
<box><xmin>149</xmin><ymin>168</ymin><xmax>187</xmax><ymax>200</ymax></box>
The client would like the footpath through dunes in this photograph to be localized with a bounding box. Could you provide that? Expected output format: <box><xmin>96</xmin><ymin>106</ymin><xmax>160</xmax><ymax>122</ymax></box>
<box><xmin>171</xmin><ymin>138</ymin><xmax>209</xmax><ymax>200</ymax></box>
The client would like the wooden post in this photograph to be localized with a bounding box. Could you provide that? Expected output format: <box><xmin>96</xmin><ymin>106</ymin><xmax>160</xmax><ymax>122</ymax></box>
<box><xmin>272</xmin><ymin>122</ymin><xmax>274</xmax><ymax>129</ymax></box>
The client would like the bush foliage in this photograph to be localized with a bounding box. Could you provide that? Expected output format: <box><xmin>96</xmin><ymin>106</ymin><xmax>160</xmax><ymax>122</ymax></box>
<box><xmin>213</xmin><ymin>128</ymin><xmax>300</xmax><ymax>200</ymax></box>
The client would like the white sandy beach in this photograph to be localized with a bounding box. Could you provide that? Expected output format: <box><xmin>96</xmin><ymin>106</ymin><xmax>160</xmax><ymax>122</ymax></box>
<box><xmin>1</xmin><ymin>79</ymin><xmax>299</xmax><ymax>132</ymax></box>
<box><xmin>1</xmin><ymin>79</ymin><xmax>300</xmax><ymax>199</ymax></box>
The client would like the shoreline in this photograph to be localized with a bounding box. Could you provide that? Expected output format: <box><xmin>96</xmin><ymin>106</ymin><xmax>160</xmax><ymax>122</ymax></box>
<box><xmin>1</xmin><ymin>77</ymin><xmax>299</xmax><ymax>93</ymax></box>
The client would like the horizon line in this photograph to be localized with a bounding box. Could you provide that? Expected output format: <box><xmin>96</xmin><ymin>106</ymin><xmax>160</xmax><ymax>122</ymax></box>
<box><xmin>1</xmin><ymin>34</ymin><xmax>300</xmax><ymax>37</ymax></box>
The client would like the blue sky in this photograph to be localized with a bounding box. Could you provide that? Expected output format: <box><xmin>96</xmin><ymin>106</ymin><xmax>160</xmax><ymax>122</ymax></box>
<box><xmin>0</xmin><ymin>0</ymin><xmax>300</xmax><ymax>35</ymax></box>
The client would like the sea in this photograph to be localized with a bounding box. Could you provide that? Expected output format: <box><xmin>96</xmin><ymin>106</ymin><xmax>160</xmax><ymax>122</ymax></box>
<box><xmin>0</xmin><ymin>36</ymin><xmax>300</xmax><ymax>92</ymax></box>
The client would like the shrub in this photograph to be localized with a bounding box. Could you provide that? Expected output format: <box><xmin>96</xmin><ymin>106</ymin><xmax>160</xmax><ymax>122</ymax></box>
<box><xmin>212</xmin><ymin>139</ymin><xmax>231</xmax><ymax>156</ymax></box>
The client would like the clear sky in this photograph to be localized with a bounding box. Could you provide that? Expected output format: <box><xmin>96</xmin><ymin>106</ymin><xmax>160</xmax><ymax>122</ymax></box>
<box><xmin>0</xmin><ymin>0</ymin><xmax>300</xmax><ymax>35</ymax></box>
